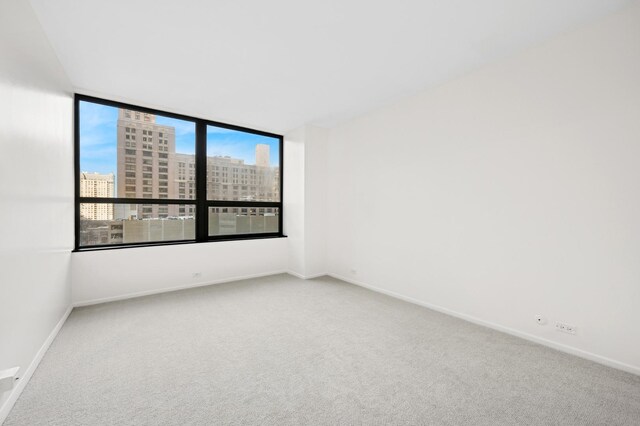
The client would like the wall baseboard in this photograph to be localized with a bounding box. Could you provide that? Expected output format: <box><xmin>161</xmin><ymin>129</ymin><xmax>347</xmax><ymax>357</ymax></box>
<box><xmin>73</xmin><ymin>270</ymin><xmax>289</xmax><ymax>307</ymax></box>
<box><xmin>329</xmin><ymin>273</ymin><xmax>640</xmax><ymax>377</ymax></box>
<box><xmin>0</xmin><ymin>305</ymin><xmax>73</xmax><ymax>425</ymax></box>
<box><xmin>287</xmin><ymin>270</ymin><xmax>327</xmax><ymax>280</ymax></box>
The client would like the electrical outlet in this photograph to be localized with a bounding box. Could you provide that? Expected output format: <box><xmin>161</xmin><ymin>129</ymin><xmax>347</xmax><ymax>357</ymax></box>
<box><xmin>555</xmin><ymin>322</ymin><xmax>576</xmax><ymax>335</ymax></box>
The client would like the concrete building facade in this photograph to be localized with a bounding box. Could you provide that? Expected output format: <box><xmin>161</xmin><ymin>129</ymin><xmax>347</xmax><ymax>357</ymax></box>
<box><xmin>79</xmin><ymin>172</ymin><xmax>114</xmax><ymax>220</ymax></box>
<box><xmin>255</xmin><ymin>143</ymin><xmax>270</xmax><ymax>168</ymax></box>
<box><xmin>116</xmin><ymin>108</ymin><xmax>177</xmax><ymax>219</ymax></box>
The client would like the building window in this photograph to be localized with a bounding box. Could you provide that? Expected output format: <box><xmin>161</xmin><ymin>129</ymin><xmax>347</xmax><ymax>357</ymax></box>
<box><xmin>75</xmin><ymin>94</ymin><xmax>283</xmax><ymax>250</ymax></box>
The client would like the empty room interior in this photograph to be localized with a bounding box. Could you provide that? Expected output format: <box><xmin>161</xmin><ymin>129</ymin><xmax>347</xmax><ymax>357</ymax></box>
<box><xmin>2</xmin><ymin>0</ymin><xmax>640</xmax><ymax>424</ymax></box>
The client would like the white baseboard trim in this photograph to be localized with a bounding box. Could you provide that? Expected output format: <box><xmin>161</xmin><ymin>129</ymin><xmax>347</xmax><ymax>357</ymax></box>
<box><xmin>73</xmin><ymin>270</ymin><xmax>288</xmax><ymax>307</ymax></box>
<box><xmin>329</xmin><ymin>273</ymin><xmax>640</xmax><ymax>377</ymax></box>
<box><xmin>0</xmin><ymin>305</ymin><xmax>73</xmax><ymax>425</ymax></box>
<box><xmin>287</xmin><ymin>270</ymin><xmax>327</xmax><ymax>280</ymax></box>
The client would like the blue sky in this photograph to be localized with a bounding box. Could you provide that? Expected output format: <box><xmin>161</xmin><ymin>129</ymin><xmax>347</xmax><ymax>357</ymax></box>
<box><xmin>206</xmin><ymin>126</ymin><xmax>279</xmax><ymax>167</ymax></box>
<box><xmin>79</xmin><ymin>101</ymin><xmax>280</xmax><ymax>174</ymax></box>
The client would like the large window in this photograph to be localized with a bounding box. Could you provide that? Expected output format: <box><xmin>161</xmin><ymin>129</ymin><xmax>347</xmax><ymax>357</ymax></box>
<box><xmin>75</xmin><ymin>95</ymin><xmax>283</xmax><ymax>250</ymax></box>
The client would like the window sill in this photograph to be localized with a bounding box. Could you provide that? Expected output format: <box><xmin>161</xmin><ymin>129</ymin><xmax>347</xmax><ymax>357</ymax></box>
<box><xmin>72</xmin><ymin>234</ymin><xmax>287</xmax><ymax>253</ymax></box>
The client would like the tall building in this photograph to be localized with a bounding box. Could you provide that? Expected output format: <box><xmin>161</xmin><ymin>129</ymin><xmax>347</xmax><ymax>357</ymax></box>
<box><xmin>172</xmin><ymin>137</ymin><xmax>279</xmax><ymax>204</ymax></box>
<box><xmin>175</xmin><ymin>153</ymin><xmax>196</xmax><ymax>217</ymax></box>
<box><xmin>79</xmin><ymin>172</ymin><xmax>114</xmax><ymax>220</ymax></box>
<box><xmin>206</xmin><ymin>146</ymin><xmax>279</xmax><ymax>202</ymax></box>
<box><xmin>117</xmin><ymin>109</ymin><xmax>279</xmax><ymax>219</ymax></box>
<box><xmin>176</xmin><ymin>151</ymin><xmax>279</xmax><ymax>203</ymax></box>
<box><xmin>255</xmin><ymin>144</ymin><xmax>270</xmax><ymax>168</ymax></box>
<box><xmin>116</xmin><ymin>109</ymin><xmax>176</xmax><ymax>219</ymax></box>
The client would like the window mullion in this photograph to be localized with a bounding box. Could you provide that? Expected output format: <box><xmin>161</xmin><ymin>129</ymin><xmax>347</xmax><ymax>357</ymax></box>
<box><xmin>195</xmin><ymin>120</ymin><xmax>208</xmax><ymax>241</ymax></box>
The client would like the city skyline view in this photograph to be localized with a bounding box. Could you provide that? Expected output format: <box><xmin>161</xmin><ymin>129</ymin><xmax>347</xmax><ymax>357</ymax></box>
<box><xmin>78</xmin><ymin>99</ymin><xmax>282</xmax><ymax>246</ymax></box>
<box><xmin>79</xmin><ymin>101</ymin><xmax>280</xmax><ymax>176</ymax></box>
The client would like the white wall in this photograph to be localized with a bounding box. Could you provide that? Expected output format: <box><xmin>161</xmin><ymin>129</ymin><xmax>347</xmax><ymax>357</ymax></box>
<box><xmin>0</xmin><ymin>0</ymin><xmax>74</xmax><ymax>419</ymax></box>
<box><xmin>303</xmin><ymin>126</ymin><xmax>329</xmax><ymax>278</ymax></box>
<box><xmin>326</xmin><ymin>3</ymin><xmax>640</xmax><ymax>373</ymax></box>
<box><xmin>72</xmin><ymin>238</ymin><xmax>289</xmax><ymax>305</ymax></box>
<box><xmin>284</xmin><ymin>127</ymin><xmax>306</xmax><ymax>276</ymax></box>
<box><xmin>284</xmin><ymin>125</ymin><xmax>328</xmax><ymax>278</ymax></box>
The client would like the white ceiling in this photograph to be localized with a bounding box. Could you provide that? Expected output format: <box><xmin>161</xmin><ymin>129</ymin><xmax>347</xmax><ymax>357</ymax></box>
<box><xmin>29</xmin><ymin>0</ymin><xmax>633</xmax><ymax>134</ymax></box>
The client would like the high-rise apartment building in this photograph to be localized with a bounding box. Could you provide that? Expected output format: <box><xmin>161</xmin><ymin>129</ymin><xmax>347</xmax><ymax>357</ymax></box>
<box><xmin>116</xmin><ymin>109</ymin><xmax>279</xmax><ymax>220</ymax></box>
<box><xmin>175</xmin><ymin>153</ymin><xmax>196</xmax><ymax>217</ymax></box>
<box><xmin>116</xmin><ymin>109</ymin><xmax>176</xmax><ymax>219</ymax></box>
<box><xmin>255</xmin><ymin>144</ymin><xmax>270</xmax><ymax>168</ymax></box>
<box><xmin>175</xmin><ymin>150</ymin><xmax>279</xmax><ymax>212</ymax></box>
<box><xmin>79</xmin><ymin>172</ymin><xmax>114</xmax><ymax>220</ymax></box>
<box><xmin>206</xmin><ymin>154</ymin><xmax>279</xmax><ymax>202</ymax></box>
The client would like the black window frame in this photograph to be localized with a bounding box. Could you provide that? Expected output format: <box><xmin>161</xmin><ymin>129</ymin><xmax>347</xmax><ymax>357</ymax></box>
<box><xmin>74</xmin><ymin>94</ymin><xmax>284</xmax><ymax>251</ymax></box>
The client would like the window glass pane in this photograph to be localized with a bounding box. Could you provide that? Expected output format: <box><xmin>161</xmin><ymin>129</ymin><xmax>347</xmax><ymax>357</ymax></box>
<box><xmin>79</xmin><ymin>203</ymin><xmax>195</xmax><ymax>247</ymax></box>
<box><xmin>76</xmin><ymin>96</ymin><xmax>284</xmax><ymax>249</ymax></box>
<box><xmin>208</xmin><ymin>207</ymin><xmax>279</xmax><ymax>236</ymax></box>
<box><xmin>79</xmin><ymin>100</ymin><xmax>196</xmax><ymax>200</ymax></box>
<box><xmin>206</xmin><ymin>125</ymin><xmax>280</xmax><ymax>202</ymax></box>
